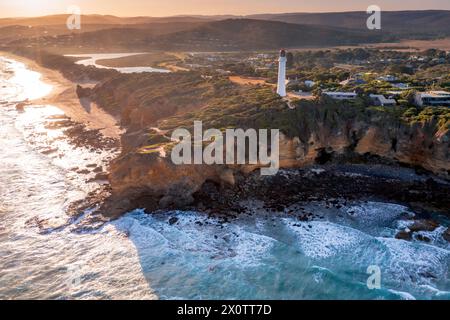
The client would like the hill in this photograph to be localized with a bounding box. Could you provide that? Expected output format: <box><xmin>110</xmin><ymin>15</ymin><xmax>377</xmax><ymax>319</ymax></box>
<box><xmin>135</xmin><ymin>19</ymin><xmax>386</xmax><ymax>50</ymax></box>
<box><xmin>3</xmin><ymin>11</ymin><xmax>449</xmax><ymax>52</ymax></box>
<box><xmin>7</xmin><ymin>19</ymin><xmax>385</xmax><ymax>51</ymax></box>
<box><xmin>247</xmin><ymin>10</ymin><xmax>450</xmax><ymax>38</ymax></box>
<box><xmin>3</xmin><ymin>11</ymin><xmax>449</xmax><ymax>38</ymax></box>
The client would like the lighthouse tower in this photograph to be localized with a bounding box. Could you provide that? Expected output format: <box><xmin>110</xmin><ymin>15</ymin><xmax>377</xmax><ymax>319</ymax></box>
<box><xmin>277</xmin><ymin>49</ymin><xmax>287</xmax><ymax>97</ymax></box>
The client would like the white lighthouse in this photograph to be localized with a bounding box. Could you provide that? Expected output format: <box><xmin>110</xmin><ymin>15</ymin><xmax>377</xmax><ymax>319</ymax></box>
<box><xmin>276</xmin><ymin>49</ymin><xmax>287</xmax><ymax>97</ymax></box>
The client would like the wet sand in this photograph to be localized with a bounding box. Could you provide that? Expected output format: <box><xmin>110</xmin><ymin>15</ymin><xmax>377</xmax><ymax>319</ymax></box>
<box><xmin>0</xmin><ymin>51</ymin><xmax>123</xmax><ymax>139</ymax></box>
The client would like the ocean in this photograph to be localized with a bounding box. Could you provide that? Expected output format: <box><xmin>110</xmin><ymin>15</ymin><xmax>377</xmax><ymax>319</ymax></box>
<box><xmin>0</xmin><ymin>56</ymin><xmax>449</xmax><ymax>300</ymax></box>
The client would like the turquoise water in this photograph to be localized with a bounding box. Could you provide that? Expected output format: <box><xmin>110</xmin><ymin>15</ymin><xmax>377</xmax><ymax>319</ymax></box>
<box><xmin>0</xmin><ymin>55</ymin><xmax>449</xmax><ymax>300</ymax></box>
<box><xmin>113</xmin><ymin>205</ymin><xmax>450</xmax><ymax>300</ymax></box>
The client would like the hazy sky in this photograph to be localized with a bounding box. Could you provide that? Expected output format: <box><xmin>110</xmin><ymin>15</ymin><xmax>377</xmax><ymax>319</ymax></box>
<box><xmin>1</xmin><ymin>0</ymin><xmax>450</xmax><ymax>18</ymax></box>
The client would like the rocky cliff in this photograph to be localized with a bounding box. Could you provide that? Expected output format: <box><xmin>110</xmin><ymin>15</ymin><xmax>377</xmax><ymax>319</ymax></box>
<box><xmin>103</xmin><ymin>102</ymin><xmax>449</xmax><ymax>218</ymax></box>
<box><xmin>276</xmin><ymin>114</ymin><xmax>449</xmax><ymax>176</ymax></box>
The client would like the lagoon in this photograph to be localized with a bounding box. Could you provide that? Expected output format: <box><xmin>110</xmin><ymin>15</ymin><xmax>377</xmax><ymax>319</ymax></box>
<box><xmin>64</xmin><ymin>53</ymin><xmax>170</xmax><ymax>74</ymax></box>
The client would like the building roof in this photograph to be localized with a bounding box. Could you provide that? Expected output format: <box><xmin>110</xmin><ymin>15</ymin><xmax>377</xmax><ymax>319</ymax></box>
<box><xmin>419</xmin><ymin>91</ymin><xmax>450</xmax><ymax>98</ymax></box>
<box><xmin>324</xmin><ymin>92</ymin><xmax>357</xmax><ymax>96</ymax></box>
<box><xmin>378</xmin><ymin>75</ymin><xmax>397</xmax><ymax>81</ymax></box>
<box><xmin>369</xmin><ymin>94</ymin><xmax>397</xmax><ymax>104</ymax></box>
<box><xmin>392</xmin><ymin>83</ymin><xmax>409</xmax><ymax>89</ymax></box>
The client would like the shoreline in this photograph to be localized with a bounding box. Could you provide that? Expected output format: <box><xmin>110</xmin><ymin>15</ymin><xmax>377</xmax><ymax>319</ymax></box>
<box><xmin>2</xmin><ymin>52</ymin><xmax>448</xmax><ymax>221</ymax></box>
<box><xmin>0</xmin><ymin>51</ymin><xmax>123</xmax><ymax>139</ymax></box>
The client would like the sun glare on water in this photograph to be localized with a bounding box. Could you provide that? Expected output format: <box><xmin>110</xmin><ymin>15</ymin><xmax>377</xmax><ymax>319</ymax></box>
<box><xmin>10</xmin><ymin>60</ymin><xmax>53</xmax><ymax>101</ymax></box>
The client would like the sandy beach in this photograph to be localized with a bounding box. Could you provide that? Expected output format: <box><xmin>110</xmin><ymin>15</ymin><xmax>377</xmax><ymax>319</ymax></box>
<box><xmin>0</xmin><ymin>51</ymin><xmax>123</xmax><ymax>139</ymax></box>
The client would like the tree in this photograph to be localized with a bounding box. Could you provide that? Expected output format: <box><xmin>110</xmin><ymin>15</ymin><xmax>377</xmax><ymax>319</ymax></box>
<box><xmin>286</xmin><ymin>52</ymin><xmax>294</xmax><ymax>69</ymax></box>
<box><xmin>401</xmin><ymin>90</ymin><xmax>418</xmax><ymax>105</ymax></box>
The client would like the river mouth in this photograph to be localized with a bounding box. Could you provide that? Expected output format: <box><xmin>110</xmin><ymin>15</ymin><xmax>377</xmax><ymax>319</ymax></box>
<box><xmin>0</xmin><ymin>55</ymin><xmax>449</xmax><ymax>300</ymax></box>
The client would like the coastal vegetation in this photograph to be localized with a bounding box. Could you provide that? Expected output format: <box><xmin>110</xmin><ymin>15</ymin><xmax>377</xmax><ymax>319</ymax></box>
<box><xmin>2</xmin><ymin>21</ymin><xmax>449</xmax><ymax>183</ymax></box>
<box><xmin>157</xmin><ymin>91</ymin><xmax>450</xmax><ymax>139</ymax></box>
<box><xmin>5</xmin><ymin>45</ymin><xmax>449</xmax><ymax>145</ymax></box>
<box><xmin>1</xmin><ymin>9</ymin><xmax>450</xmax><ymax>302</ymax></box>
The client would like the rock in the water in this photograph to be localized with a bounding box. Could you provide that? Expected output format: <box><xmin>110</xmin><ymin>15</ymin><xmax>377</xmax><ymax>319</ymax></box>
<box><xmin>443</xmin><ymin>228</ymin><xmax>450</xmax><ymax>243</ymax></box>
<box><xmin>41</xmin><ymin>148</ymin><xmax>58</xmax><ymax>155</ymax></box>
<box><xmin>168</xmin><ymin>217</ymin><xmax>179</xmax><ymax>225</ymax></box>
<box><xmin>409</xmin><ymin>219</ymin><xmax>439</xmax><ymax>232</ymax></box>
<box><xmin>94</xmin><ymin>172</ymin><xmax>109</xmax><ymax>180</ymax></box>
<box><xmin>395</xmin><ymin>230</ymin><xmax>412</xmax><ymax>241</ymax></box>
<box><xmin>415</xmin><ymin>234</ymin><xmax>431</xmax><ymax>243</ymax></box>
<box><xmin>93</xmin><ymin>166</ymin><xmax>103</xmax><ymax>173</ymax></box>
<box><xmin>15</xmin><ymin>102</ymin><xmax>26</xmax><ymax>111</ymax></box>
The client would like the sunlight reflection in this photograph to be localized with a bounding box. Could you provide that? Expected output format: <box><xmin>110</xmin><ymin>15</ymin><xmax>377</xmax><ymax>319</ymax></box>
<box><xmin>8</xmin><ymin>59</ymin><xmax>53</xmax><ymax>100</ymax></box>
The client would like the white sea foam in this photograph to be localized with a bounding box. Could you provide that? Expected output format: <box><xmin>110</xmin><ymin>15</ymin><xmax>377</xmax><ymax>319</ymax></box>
<box><xmin>412</xmin><ymin>226</ymin><xmax>450</xmax><ymax>249</ymax></box>
<box><xmin>115</xmin><ymin>211</ymin><xmax>277</xmax><ymax>268</ymax></box>
<box><xmin>388</xmin><ymin>289</ymin><xmax>417</xmax><ymax>300</ymax></box>
<box><xmin>0</xmin><ymin>57</ymin><xmax>155</xmax><ymax>300</ymax></box>
<box><xmin>232</xmin><ymin>228</ymin><xmax>276</xmax><ymax>267</ymax></box>
<box><xmin>284</xmin><ymin>220</ymin><xmax>368</xmax><ymax>259</ymax></box>
<box><xmin>345</xmin><ymin>202</ymin><xmax>412</xmax><ymax>225</ymax></box>
<box><xmin>376</xmin><ymin>237</ymin><xmax>449</xmax><ymax>292</ymax></box>
<box><xmin>419</xmin><ymin>284</ymin><xmax>450</xmax><ymax>298</ymax></box>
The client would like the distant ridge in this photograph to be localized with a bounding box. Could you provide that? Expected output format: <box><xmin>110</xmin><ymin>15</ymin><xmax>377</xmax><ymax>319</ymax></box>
<box><xmin>9</xmin><ymin>18</ymin><xmax>385</xmax><ymax>51</ymax></box>
<box><xmin>148</xmin><ymin>19</ymin><xmax>385</xmax><ymax>50</ymax></box>
<box><xmin>2</xmin><ymin>10</ymin><xmax>449</xmax><ymax>32</ymax></box>
<box><xmin>246</xmin><ymin>10</ymin><xmax>450</xmax><ymax>36</ymax></box>
<box><xmin>2</xmin><ymin>11</ymin><xmax>449</xmax><ymax>51</ymax></box>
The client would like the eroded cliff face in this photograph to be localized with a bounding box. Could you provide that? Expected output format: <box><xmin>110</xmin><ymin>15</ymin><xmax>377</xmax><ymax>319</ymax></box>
<box><xmin>108</xmin><ymin>152</ymin><xmax>234</xmax><ymax>211</ymax></box>
<box><xmin>276</xmin><ymin>117</ymin><xmax>449</xmax><ymax>176</ymax></box>
<box><xmin>105</xmin><ymin>115</ymin><xmax>449</xmax><ymax>217</ymax></box>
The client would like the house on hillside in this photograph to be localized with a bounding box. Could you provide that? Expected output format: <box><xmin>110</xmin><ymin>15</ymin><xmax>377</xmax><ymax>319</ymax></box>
<box><xmin>415</xmin><ymin>91</ymin><xmax>450</xmax><ymax>107</ymax></box>
<box><xmin>323</xmin><ymin>92</ymin><xmax>357</xmax><ymax>100</ymax></box>
<box><xmin>377</xmin><ymin>75</ymin><xmax>397</xmax><ymax>82</ymax></box>
<box><xmin>304</xmin><ymin>80</ymin><xmax>316</xmax><ymax>88</ymax></box>
<box><xmin>369</xmin><ymin>94</ymin><xmax>397</xmax><ymax>107</ymax></box>
<box><xmin>339</xmin><ymin>77</ymin><xmax>366</xmax><ymax>86</ymax></box>
<box><xmin>392</xmin><ymin>83</ymin><xmax>409</xmax><ymax>90</ymax></box>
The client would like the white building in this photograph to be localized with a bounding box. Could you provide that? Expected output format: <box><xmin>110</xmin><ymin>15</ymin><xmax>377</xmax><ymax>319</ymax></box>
<box><xmin>277</xmin><ymin>49</ymin><xmax>287</xmax><ymax>97</ymax></box>
<box><xmin>377</xmin><ymin>75</ymin><xmax>397</xmax><ymax>82</ymax></box>
<box><xmin>369</xmin><ymin>94</ymin><xmax>397</xmax><ymax>106</ymax></box>
<box><xmin>304</xmin><ymin>80</ymin><xmax>316</xmax><ymax>88</ymax></box>
<box><xmin>323</xmin><ymin>92</ymin><xmax>357</xmax><ymax>100</ymax></box>
<box><xmin>415</xmin><ymin>91</ymin><xmax>450</xmax><ymax>107</ymax></box>
<box><xmin>340</xmin><ymin>77</ymin><xmax>366</xmax><ymax>86</ymax></box>
<box><xmin>392</xmin><ymin>83</ymin><xmax>409</xmax><ymax>90</ymax></box>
